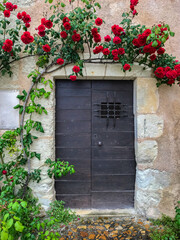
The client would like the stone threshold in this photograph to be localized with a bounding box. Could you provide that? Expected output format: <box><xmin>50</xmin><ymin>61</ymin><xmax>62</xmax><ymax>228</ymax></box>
<box><xmin>72</xmin><ymin>209</ymin><xmax>136</xmax><ymax>218</ymax></box>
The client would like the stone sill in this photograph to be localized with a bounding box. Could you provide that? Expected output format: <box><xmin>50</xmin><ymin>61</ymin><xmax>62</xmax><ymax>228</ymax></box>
<box><xmin>73</xmin><ymin>209</ymin><xmax>136</xmax><ymax>218</ymax></box>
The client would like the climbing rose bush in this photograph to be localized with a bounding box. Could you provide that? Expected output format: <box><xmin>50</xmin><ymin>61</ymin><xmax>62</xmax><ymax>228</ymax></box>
<box><xmin>0</xmin><ymin>0</ymin><xmax>179</xmax><ymax>86</ymax></box>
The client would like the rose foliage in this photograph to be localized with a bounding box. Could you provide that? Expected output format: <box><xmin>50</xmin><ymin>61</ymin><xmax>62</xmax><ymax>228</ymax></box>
<box><xmin>0</xmin><ymin>0</ymin><xmax>179</xmax><ymax>239</ymax></box>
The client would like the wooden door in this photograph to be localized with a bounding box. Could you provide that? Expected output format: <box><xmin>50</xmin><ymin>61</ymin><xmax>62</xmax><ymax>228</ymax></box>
<box><xmin>55</xmin><ymin>80</ymin><xmax>136</xmax><ymax>209</ymax></box>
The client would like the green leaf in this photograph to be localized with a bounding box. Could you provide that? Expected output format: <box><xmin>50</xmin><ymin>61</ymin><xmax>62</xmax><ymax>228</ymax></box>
<box><xmin>49</xmin><ymin>0</ymin><xmax>53</xmax><ymax>3</ymax></box>
<box><xmin>3</xmin><ymin>213</ymin><xmax>9</xmax><ymax>222</ymax></box>
<box><xmin>162</xmin><ymin>37</ymin><xmax>166</xmax><ymax>43</ymax></box>
<box><xmin>152</xmin><ymin>41</ymin><xmax>158</xmax><ymax>47</ymax></box>
<box><xmin>61</xmin><ymin>2</ymin><xmax>66</xmax><ymax>7</ymax></box>
<box><xmin>45</xmin><ymin>231</ymin><xmax>49</xmax><ymax>236</ymax></box>
<box><xmin>12</xmin><ymin>202</ymin><xmax>19</xmax><ymax>211</ymax></box>
<box><xmin>1</xmin><ymin>231</ymin><xmax>8</xmax><ymax>240</ymax></box>
<box><xmin>6</xmin><ymin>219</ymin><xmax>13</xmax><ymax>229</ymax></box>
<box><xmin>37</xmin><ymin>222</ymin><xmax>40</xmax><ymax>231</ymax></box>
<box><xmin>20</xmin><ymin>201</ymin><xmax>27</xmax><ymax>208</ymax></box>
<box><xmin>15</xmin><ymin>221</ymin><xmax>24</xmax><ymax>232</ymax></box>
<box><xmin>170</xmin><ymin>31</ymin><xmax>175</xmax><ymax>37</ymax></box>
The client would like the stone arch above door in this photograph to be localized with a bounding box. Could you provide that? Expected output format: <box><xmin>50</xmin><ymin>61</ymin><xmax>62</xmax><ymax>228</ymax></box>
<box><xmin>29</xmin><ymin>62</ymin><xmax>170</xmax><ymax>218</ymax></box>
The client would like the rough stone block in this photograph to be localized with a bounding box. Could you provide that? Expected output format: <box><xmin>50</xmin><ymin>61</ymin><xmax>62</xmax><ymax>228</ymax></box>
<box><xmin>136</xmin><ymin>169</ymin><xmax>170</xmax><ymax>190</ymax></box>
<box><xmin>136</xmin><ymin>189</ymin><xmax>161</xmax><ymax>218</ymax></box>
<box><xmin>30</xmin><ymin>138</ymin><xmax>55</xmax><ymax>168</ymax></box>
<box><xmin>137</xmin><ymin>114</ymin><xmax>164</xmax><ymax>138</ymax></box>
<box><xmin>137</xmin><ymin>140</ymin><xmax>158</xmax><ymax>163</ymax></box>
<box><xmin>136</xmin><ymin>78</ymin><xmax>159</xmax><ymax>113</ymax></box>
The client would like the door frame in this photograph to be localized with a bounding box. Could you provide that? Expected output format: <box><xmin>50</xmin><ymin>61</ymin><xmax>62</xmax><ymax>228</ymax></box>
<box><xmin>33</xmin><ymin>62</ymin><xmax>163</xmax><ymax>217</ymax></box>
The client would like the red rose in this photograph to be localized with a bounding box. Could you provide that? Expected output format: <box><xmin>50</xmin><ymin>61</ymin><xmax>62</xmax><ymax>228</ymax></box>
<box><xmin>138</xmin><ymin>35</ymin><xmax>147</xmax><ymax>46</ymax></box>
<box><xmin>5</xmin><ymin>39</ymin><xmax>13</xmax><ymax>46</ymax></box>
<box><xmin>70</xmin><ymin>75</ymin><xmax>77</xmax><ymax>81</ymax></box>
<box><xmin>150</xmin><ymin>54</ymin><xmax>156</xmax><ymax>61</ymax></box>
<box><xmin>176</xmin><ymin>69</ymin><xmax>180</xmax><ymax>77</ymax></box>
<box><xmin>57</xmin><ymin>58</ymin><xmax>64</xmax><ymax>65</ymax></box>
<box><xmin>130</xmin><ymin>4</ymin><xmax>134</xmax><ymax>10</ymax></box>
<box><xmin>157</xmin><ymin>47</ymin><xmax>165</xmax><ymax>55</ymax></box>
<box><xmin>93</xmin><ymin>34</ymin><xmax>101</xmax><ymax>43</ymax></box>
<box><xmin>45</xmin><ymin>20</ymin><xmax>53</xmax><ymax>29</ymax></box>
<box><xmin>113</xmin><ymin>56</ymin><xmax>119</xmax><ymax>61</ymax></box>
<box><xmin>131</xmin><ymin>0</ymin><xmax>139</xmax><ymax>6</ymax></box>
<box><xmin>166</xmin><ymin>70</ymin><xmax>177</xmax><ymax>80</ymax></box>
<box><xmin>38</xmin><ymin>24</ymin><xmax>45</xmax><ymax>32</ymax></box>
<box><xmin>104</xmin><ymin>35</ymin><xmax>111</xmax><ymax>42</ymax></box>
<box><xmin>25</xmin><ymin>23</ymin><xmax>30</xmax><ymax>28</ymax></box>
<box><xmin>13</xmin><ymin>5</ymin><xmax>17</xmax><ymax>10</ymax></box>
<box><xmin>60</xmin><ymin>31</ymin><xmax>68</xmax><ymax>39</ymax></box>
<box><xmin>41</xmin><ymin>18</ymin><xmax>46</xmax><ymax>25</ymax></box>
<box><xmin>93</xmin><ymin>46</ymin><xmax>103</xmax><ymax>54</ymax></box>
<box><xmin>72</xmin><ymin>33</ymin><xmax>81</xmax><ymax>42</ymax></box>
<box><xmin>2</xmin><ymin>44</ymin><xmax>12</xmax><ymax>52</ymax></box>
<box><xmin>164</xmin><ymin>66</ymin><xmax>171</xmax><ymax>72</ymax></box>
<box><xmin>4</xmin><ymin>10</ymin><xmax>10</xmax><ymax>17</ymax></box>
<box><xmin>118</xmin><ymin>48</ymin><xmax>125</xmax><ymax>55</ymax></box>
<box><xmin>2</xmin><ymin>170</ymin><xmax>7</xmax><ymax>175</ymax></box>
<box><xmin>5</xmin><ymin>2</ymin><xmax>14</xmax><ymax>11</ymax></box>
<box><xmin>91</xmin><ymin>28</ymin><xmax>98</xmax><ymax>36</ymax></box>
<box><xmin>154</xmin><ymin>67</ymin><xmax>165</xmax><ymax>78</ymax></box>
<box><xmin>2</xmin><ymin>39</ymin><xmax>13</xmax><ymax>52</ymax></box>
<box><xmin>42</xmin><ymin>44</ymin><xmax>51</xmax><ymax>52</ymax></box>
<box><xmin>38</xmin><ymin>31</ymin><xmax>45</xmax><ymax>37</ymax></box>
<box><xmin>174</xmin><ymin>64</ymin><xmax>180</xmax><ymax>70</ymax></box>
<box><xmin>63</xmin><ymin>17</ymin><xmax>70</xmax><ymax>24</ymax></box>
<box><xmin>73</xmin><ymin>66</ymin><xmax>80</xmax><ymax>73</ymax></box>
<box><xmin>95</xmin><ymin>17</ymin><xmax>103</xmax><ymax>26</ymax></box>
<box><xmin>111</xmin><ymin>25</ymin><xmax>118</xmax><ymax>34</ymax></box>
<box><xmin>21</xmin><ymin>32</ymin><xmax>34</xmax><ymax>44</ymax></box>
<box><xmin>17</xmin><ymin>13</ymin><xmax>22</xmax><ymax>19</ymax></box>
<box><xmin>132</xmin><ymin>38</ymin><xmax>140</xmax><ymax>47</ymax></box>
<box><xmin>143</xmin><ymin>29</ymin><xmax>151</xmax><ymax>37</ymax></box>
<box><xmin>111</xmin><ymin>25</ymin><xmax>124</xmax><ymax>36</ymax></box>
<box><xmin>23</xmin><ymin>14</ymin><xmax>31</xmax><ymax>23</ymax></box>
<box><xmin>102</xmin><ymin>48</ymin><xmax>110</xmax><ymax>55</ymax></box>
<box><xmin>143</xmin><ymin>43</ymin><xmax>156</xmax><ymax>54</ymax></box>
<box><xmin>133</xmin><ymin>10</ymin><xmax>137</xmax><ymax>15</ymax></box>
<box><xmin>123</xmin><ymin>64</ymin><xmax>131</xmax><ymax>71</ymax></box>
<box><xmin>22</xmin><ymin>11</ymin><xmax>27</xmax><ymax>17</ymax></box>
<box><xmin>113</xmin><ymin>36</ymin><xmax>121</xmax><ymax>44</ymax></box>
<box><xmin>112</xmin><ymin>49</ymin><xmax>118</xmax><ymax>56</ymax></box>
<box><xmin>64</xmin><ymin>22</ymin><xmax>71</xmax><ymax>30</ymax></box>
<box><xmin>167</xmin><ymin>79</ymin><xmax>175</xmax><ymax>85</ymax></box>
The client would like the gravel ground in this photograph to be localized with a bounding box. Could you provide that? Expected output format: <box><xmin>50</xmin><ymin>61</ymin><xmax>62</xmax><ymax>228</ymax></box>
<box><xmin>58</xmin><ymin>217</ymin><xmax>156</xmax><ymax>239</ymax></box>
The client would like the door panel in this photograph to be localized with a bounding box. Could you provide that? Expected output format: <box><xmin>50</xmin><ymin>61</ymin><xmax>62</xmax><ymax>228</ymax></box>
<box><xmin>55</xmin><ymin>80</ymin><xmax>136</xmax><ymax>209</ymax></box>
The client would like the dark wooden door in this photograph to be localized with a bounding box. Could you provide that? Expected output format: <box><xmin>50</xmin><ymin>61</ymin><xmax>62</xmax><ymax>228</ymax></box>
<box><xmin>55</xmin><ymin>80</ymin><xmax>136</xmax><ymax>209</ymax></box>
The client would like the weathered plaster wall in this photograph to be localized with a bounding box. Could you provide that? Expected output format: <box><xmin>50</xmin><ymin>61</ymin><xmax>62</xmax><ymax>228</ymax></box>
<box><xmin>0</xmin><ymin>0</ymin><xmax>180</xmax><ymax>217</ymax></box>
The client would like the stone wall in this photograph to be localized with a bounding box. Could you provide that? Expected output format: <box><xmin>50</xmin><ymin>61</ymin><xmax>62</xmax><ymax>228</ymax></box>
<box><xmin>0</xmin><ymin>0</ymin><xmax>180</xmax><ymax>218</ymax></box>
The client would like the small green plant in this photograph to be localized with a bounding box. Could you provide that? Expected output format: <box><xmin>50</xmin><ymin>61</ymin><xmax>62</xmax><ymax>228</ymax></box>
<box><xmin>0</xmin><ymin>194</ymin><xmax>61</xmax><ymax>240</ymax></box>
<box><xmin>47</xmin><ymin>200</ymin><xmax>78</xmax><ymax>229</ymax></box>
<box><xmin>149</xmin><ymin>202</ymin><xmax>180</xmax><ymax>240</ymax></box>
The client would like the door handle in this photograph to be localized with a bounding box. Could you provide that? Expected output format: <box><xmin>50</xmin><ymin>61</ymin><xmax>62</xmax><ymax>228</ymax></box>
<box><xmin>98</xmin><ymin>141</ymin><xmax>103</xmax><ymax>146</ymax></box>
